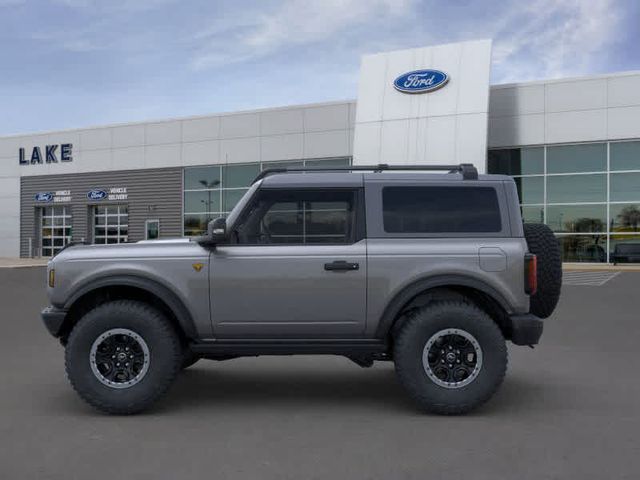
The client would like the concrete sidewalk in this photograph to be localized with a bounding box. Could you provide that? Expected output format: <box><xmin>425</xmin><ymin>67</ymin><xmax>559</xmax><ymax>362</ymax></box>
<box><xmin>0</xmin><ymin>258</ymin><xmax>49</xmax><ymax>268</ymax></box>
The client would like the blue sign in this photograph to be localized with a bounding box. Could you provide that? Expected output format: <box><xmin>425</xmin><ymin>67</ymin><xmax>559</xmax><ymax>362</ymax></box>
<box><xmin>35</xmin><ymin>192</ymin><xmax>53</xmax><ymax>202</ymax></box>
<box><xmin>393</xmin><ymin>69</ymin><xmax>449</xmax><ymax>93</ymax></box>
<box><xmin>87</xmin><ymin>189</ymin><xmax>108</xmax><ymax>201</ymax></box>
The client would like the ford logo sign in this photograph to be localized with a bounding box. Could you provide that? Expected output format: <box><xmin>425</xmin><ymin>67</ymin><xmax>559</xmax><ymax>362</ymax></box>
<box><xmin>87</xmin><ymin>189</ymin><xmax>107</xmax><ymax>201</ymax></box>
<box><xmin>393</xmin><ymin>69</ymin><xmax>449</xmax><ymax>93</ymax></box>
<box><xmin>35</xmin><ymin>192</ymin><xmax>53</xmax><ymax>202</ymax></box>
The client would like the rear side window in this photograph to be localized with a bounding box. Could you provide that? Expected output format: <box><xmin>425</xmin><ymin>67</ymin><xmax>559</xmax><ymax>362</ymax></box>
<box><xmin>382</xmin><ymin>186</ymin><xmax>502</xmax><ymax>233</ymax></box>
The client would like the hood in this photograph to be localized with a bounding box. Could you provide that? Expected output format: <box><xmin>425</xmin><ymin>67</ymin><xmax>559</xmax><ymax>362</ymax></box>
<box><xmin>51</xmin><ymin>238</ymin><xmax>208</xmax><ymax>263</ymax></box>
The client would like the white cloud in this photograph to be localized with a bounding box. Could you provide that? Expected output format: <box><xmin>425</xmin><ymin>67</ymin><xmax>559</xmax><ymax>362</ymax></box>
<box><xmin>491</xmin><ymin>0</ymin><xmax>622</xmax><ymax>82</ymax></box>
<box><xmin>192</xmin><ymin>0</ymin><xmax>416</xmax><ymax>70</ymax></box>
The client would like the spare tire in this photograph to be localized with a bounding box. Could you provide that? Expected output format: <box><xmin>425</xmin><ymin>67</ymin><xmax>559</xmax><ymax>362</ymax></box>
<box><xmin>523</xmin><ymin>223</ymin><xmax>562</xmax><ymax>318</ymax></box>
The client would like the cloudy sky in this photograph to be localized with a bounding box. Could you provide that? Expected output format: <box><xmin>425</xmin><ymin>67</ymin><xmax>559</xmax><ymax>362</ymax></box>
<box><xmin>0</xmin><ymin>0</ymin><xmax>638</xmax><ymax>135</ymax></box>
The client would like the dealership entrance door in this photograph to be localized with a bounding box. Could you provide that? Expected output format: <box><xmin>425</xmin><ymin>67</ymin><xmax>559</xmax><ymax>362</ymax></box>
<box><xmin>93</xmin><ymin>205</ymin><xmax>129</xmax><ymax>244</ymax></box>
<box><xmin>40</xmin><ymin>206</ymin><xmax>72</xmax><ymax>257</ymax></box>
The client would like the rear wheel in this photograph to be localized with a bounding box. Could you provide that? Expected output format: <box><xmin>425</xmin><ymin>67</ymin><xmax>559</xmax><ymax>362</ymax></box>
<box><xmin>394</xmin><ymin>301</ymin><xmax>507</xmax><ymax>415</ymax></box>
<box><xmin>65</xmin><ymin>300</ymin><xmax>182</xmax><ymax>414</ymax></box>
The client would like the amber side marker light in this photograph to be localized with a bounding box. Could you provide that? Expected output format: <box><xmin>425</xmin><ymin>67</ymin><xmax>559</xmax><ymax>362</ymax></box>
<box><xmin>524</xmin><ymin>254</ymin><xmax>537</xmax><ymax>295</ymax></box>
<box><xmin>48</xmin><ymin>269</ymin><xmax>55</xmax><ymax>288</ymax></box>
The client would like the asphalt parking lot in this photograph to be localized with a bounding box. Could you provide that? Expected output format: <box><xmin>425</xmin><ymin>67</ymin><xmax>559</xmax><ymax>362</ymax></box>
<box><xmin>1</xmin><ymin>267</ymin><xmax>639</xmax><ymax>480</ymax></box>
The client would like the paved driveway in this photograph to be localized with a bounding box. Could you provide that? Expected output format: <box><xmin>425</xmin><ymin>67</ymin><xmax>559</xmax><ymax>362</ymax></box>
<box><xmin>1</xmin><ymin>267</ymin><xmax>639</xmax><ymax>479</ymax></box>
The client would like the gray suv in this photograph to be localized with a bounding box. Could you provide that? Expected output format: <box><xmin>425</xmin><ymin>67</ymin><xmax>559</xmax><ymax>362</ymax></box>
<box><xmin>41</xmin><ymin>164</ymin><xmax>562</xmax><ymax>415</ymax></box>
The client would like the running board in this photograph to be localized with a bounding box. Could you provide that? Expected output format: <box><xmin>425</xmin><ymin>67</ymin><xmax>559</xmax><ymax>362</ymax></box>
<box><xmin>190</xmin><ymin>339</ymin><xmax>389</xmax><ymax>357</ymax></box>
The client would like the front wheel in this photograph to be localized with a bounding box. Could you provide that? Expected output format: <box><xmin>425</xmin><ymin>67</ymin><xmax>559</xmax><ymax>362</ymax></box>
<box><xmin>393</xmin><ymin>301</ymin><xmax>507</xmax><ymax>415</ymax></box>
<box><xmin>65</xmin><ymin>300</ymin><xmax>182</xmax><ymax>414</ymax></box>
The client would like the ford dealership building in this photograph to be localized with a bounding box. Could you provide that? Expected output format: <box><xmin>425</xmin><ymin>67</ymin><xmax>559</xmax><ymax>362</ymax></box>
<box><xmin>1</xmin><ymin>39</ymin><xmax>640</xmax><ymax>263</ymax></box>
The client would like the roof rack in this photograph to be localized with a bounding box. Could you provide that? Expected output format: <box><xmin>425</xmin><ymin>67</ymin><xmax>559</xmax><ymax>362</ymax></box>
<box><xmin>253</xmin><ymin>163</ymin><xmax>479</xmax><ymax>183</ymax></box>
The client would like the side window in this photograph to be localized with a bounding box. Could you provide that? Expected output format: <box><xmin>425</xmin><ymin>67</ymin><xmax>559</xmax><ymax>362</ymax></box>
<box><xmin>234</xmin><ymin>189</ymin><xmax>357</xmax><ymax>245</ymax></box>
<box><xmin>382</xmin><ymin>186</ymin><xmax>502</xmax><ymax>233</ymax></box>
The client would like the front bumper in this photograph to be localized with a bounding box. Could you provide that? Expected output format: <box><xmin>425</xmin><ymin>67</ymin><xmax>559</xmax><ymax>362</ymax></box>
<box><xmin>41</xmin><ymin>306</ymin><xmax>68</xmax><ymax>338</ymax></box>
<box><xmin>509</xmin><ymin>313</ymin><xmax>543</xmax><ymax>346</ymax></box>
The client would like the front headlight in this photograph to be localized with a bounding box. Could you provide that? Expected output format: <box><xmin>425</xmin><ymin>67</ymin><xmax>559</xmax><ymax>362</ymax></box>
<box><xmin>48</xmin><ymin>269</ymin><xmax>55</xmax><ymax>288</ymax></box>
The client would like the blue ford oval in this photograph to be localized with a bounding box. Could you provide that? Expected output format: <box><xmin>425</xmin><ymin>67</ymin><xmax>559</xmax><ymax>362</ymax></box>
<box><xmin>87</xmin><ymin>189</ymin><xmax>107</xmax><ymax>201</ymax></box>
<box><xmin>393</xmin><ymin>69</ymin><xmax>449</xmax><ymax>93</ymax></box>
<box><xmin>35</xmin><ymin>192</ymin><xmax>53</xmax><ymax>202</ymax></box>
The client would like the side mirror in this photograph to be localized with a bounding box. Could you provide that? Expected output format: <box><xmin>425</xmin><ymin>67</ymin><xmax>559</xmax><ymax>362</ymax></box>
<box><xmin>206</xmin><ymin>217</ymin><xmax>227</xmax><ymax>244</ymax></box>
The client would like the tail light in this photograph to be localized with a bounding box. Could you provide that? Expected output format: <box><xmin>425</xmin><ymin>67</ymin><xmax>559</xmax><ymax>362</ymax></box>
<box><xmin>524</xmin><ymin>254</ymin><xmax>537</xmax><ymax>295</ymax></box>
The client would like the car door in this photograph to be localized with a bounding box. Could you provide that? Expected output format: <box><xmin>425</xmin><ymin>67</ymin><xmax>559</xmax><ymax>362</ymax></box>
<box><xmin>210</xmin><ymin>187</ymin><xmax>367</xmax><ymax>338</ymax></box>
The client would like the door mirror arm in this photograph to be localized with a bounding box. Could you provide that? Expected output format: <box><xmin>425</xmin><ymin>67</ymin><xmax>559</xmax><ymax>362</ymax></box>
<box><xmin>197</xmin><ymin>217</ymin><xmax>227</xmax><ymax>247</ymax></box>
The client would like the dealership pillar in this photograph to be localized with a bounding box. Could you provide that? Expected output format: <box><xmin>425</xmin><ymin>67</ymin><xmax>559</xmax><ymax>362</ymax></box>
<box><xmin>352</xmin><ymin>39</ymin><xmax>492</xmax><ymax>172</ymax></box>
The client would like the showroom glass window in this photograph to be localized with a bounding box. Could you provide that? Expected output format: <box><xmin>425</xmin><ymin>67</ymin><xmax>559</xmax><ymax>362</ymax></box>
<box><xmin>183</xmin><ymin>157</ymin><xmax>350</xmax><ymax>236</ymax></box>
<box><xmin>489</xmin><ymin>141</ymin><xmax>640</xmax><ymax>263</ymax></box>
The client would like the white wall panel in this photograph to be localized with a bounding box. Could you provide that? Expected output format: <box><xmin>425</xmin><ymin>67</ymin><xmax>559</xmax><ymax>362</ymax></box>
<box><xmin>112</xmin><ymin>146</ymin><xmax>144</xmax><ymax>170</ymax></box>
<box><xmin>381</xmin><ymin>48</ymin><xmax>417</xmax><ymax>121</ymax></box>
<box><xmin>261</xmin><ymin>133</ymin><xmax>304</xmax><ymax>161</ymax></box>
<box><xmin>80</xmin><ymin>128</ymin><xmax>112</xmax><ymax>151</ymax></box>
<box><xmin>380</xmin><ymin>120</ymin><xmax>409</xmax><ymax>163</ymax></box>
<box><xmin>354</xmin><ymin>53</ymin><xmax>387</xmax><ymax>123</ymax></box>
<box><xmin>145</xmin><ymin>143</ymin><xmax>181</xmax><ymax>168</ymax></box>
<box><xmin>145</xmin><ymin>121</ymin><xmax>181</xmax><ymax>145</ymax></box>
<box><xmin>0</xmin><ymin>235</ymin><xmax>19</xmax><ymax>257</ymax></box>
<box><xmin>2</xmin><ymin>157</ymin><xmax>22</xmax><ymax>177</ymax></box>
<box><xmin>488</xmin><ymin>114</ymin><xmax>545</xmax><ymax>147</ymax></box>
<box><xmin>457</xmin><ymin>40</ymin><xmax>492</xmax><ymax>114</ymax></box>
<box><xmin>608</xmin><ymin>75</ymin><xmax>640</xmax><ymax>107</ymax></box>
<box><xmin>182</xmin><ymin>117</ymin><xmax>220</xmax><ymax>142</ymax></box>
<box><xmin>545</xmin><ymin>79</ymin><xmax>607</xmax><ymax>113</ymax></box>
<box><xmin>489</xmin><ymin>85</ymin><xmax>545</xmax><ymax>117</ymax></box>
<box><xmin>348</xmin><ymin>103</ymin><xmax>357</xmax><ymax>128</ymax></box>
<box><xmin>0</xmin><ymin>136</ymin><xmax>23</xmax><ymax>163</ymax></box>
<box><xmin>0</xmin><ymin>177</ymin><xmax>19</xmax><ymax>197</ymax></box>
<box><xmin>608</xmin><ymin>106</ymin><xmax>640</xmax><ymax>140</ymax></box>
<box><xmin>260</xmin><ymin>109</ymin><xmax>303</xmax><ymax>135</ymax></box>
<box><xmin>426</xmin><ymin>116</ymin><xmax>456</xmax><ymax>165</ymax></box>
<box><xmin>303</xmin><ymin>130</ymin><xmax>350</xmax><ymax>159</ymax></box>
<box><xmin>354</xmin><ymin>40</ymin><xmax>492</xmax><ymax>168</ymax></box>
<box><xmin>221</xmin><ymin>137</ymin><xmax>260</xmax><ymax>164</ymax></box>
<box><xmin>546</xmin><ymin>109</ymin><xmax>607</xmax><ymax>144</ymax></box>
<box><xmin>182</xmin><ymin>140</ymin><xmax>220</xmax><ymax>166</ymax></box>
<box><xmin>304</xmin><ymin>104</ymin><xmax>350</xmax><ymax>132</ymax></box>
<box><xmin>220</xmin><ymin>113</ymin><xmax>260</xmax><ymax>139</ymax></box>
<box><xmin>352</xmin><ymin>122</ymin><xmax>381</xmax><ymax>164</ymax></box>
<box><xmin>78</xmin><ymin>149</ymin><xmax>112</xmax><ymax>173</ymax></box>
<box><xmin>456</xmin><ymin>113</ymin><xmax>487</xmax><ymax>171</ymax></box>
<box><xmin>112</xmin><ymin>124</ymin><xmax>145</xmax><ymax>148</ymax></box>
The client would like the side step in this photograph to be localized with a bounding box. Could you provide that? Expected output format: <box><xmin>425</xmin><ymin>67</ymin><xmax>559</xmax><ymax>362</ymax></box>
<box><xmin>190</xmin><ymin>339</ymin><xmax>389</xmax><ymax>358</ymax></box>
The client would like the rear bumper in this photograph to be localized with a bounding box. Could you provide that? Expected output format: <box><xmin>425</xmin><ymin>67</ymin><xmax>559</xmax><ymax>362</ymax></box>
<box><xmin>509</xmin><ymin>313</ymin><xmax>543</xmax><ymax>346</ymax></box>
<box><xmin>41</xmin><ymin>306</ymin><xmax>68</xmax><ymax>338</ymax></box>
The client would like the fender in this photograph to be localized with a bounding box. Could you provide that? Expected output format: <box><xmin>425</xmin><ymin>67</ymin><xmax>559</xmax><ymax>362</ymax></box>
<box><xmin>63</xmin><ymin>274</ymin><xmax>198</xmax><ymax>339</ymax></box>
<box><xmin>374</xmin><ymin>274</ymin><xmax>513</xmax><ymax>339</ymax></box>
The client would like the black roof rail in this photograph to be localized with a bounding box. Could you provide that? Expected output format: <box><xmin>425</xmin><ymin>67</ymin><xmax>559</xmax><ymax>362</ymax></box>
<box><xmin>252</xmin><ymin>163</ymin><xmax>479</xmax><ymax>184</ymax></box>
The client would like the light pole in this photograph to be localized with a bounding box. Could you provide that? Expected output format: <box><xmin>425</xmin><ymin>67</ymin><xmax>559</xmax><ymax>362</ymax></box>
<box><xmin>199</xmin><ymin>179</ymin><xmax>220</xmax><ymax>216</ymax></box>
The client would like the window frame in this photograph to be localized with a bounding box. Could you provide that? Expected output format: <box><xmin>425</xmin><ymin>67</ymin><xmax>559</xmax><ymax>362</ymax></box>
<box><xmin>226</xmin><ymin>187</ymin><xmax>366</xmax><ymax>246</ymax></box>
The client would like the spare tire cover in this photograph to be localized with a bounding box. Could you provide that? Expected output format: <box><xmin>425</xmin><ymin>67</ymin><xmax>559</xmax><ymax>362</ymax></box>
<box><xmin>523</xmin><ymin>223</ymin><xmax>562</xmax><ymax>318</ymax></box>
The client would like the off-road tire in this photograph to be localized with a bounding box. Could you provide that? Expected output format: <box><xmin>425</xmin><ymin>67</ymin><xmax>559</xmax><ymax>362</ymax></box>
<box><xmin>394</xmin><ymin>301</ymin><xmax>507</xmax><ymax>415</ymax></box>
<box><xmin>65</xmin><ymin>300</ymin><xmax>182</xmax><ymax>414</ymax></box>
<box><xmin>523</xmin><ymin>223</ymin><xmax>562</xmax><ymax>318</ymax></box>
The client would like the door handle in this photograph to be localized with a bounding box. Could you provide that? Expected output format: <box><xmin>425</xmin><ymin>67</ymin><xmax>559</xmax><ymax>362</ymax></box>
<box><xmin>324</xmin><ymin>260</ymin><xmax>359</xmax><ymax>272</ymax></box>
